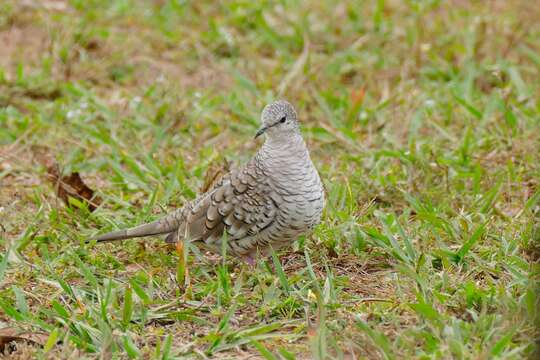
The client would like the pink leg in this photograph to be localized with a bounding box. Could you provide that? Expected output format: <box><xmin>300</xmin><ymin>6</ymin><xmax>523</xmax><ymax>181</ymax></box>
<box><xmin>243</xmin><ymin>249</ymin><xmax>260</xmax><ymax>267</ymax></box>
<box><xmin>244</xmin><ymin>255</ymin><xmax>256</xmax><ymax>267</ymax></box>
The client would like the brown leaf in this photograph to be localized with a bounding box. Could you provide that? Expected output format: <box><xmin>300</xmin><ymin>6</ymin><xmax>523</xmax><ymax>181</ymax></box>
<box><xmin>54</xmin><ymin>172</ymin><xmax>101</xmax><ymax>211</ymax></box>
<box><xmin>0</xmin><ymin>327</ymin><xmax>48</xmax><ymax>353</ymax></box>
<box><xmin>200</xmin><ymin>158</ymin><xmax>230</xmax><ymax>193</ymax></box>
<box><xmin>31</xmin><ymin>145</ymin><xmax>102</xmax><ymax>211</ymax></box>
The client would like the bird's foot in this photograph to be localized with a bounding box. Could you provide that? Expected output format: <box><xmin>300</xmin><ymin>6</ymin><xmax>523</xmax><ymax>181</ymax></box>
<box><xmin>242</xmin><ymin>250</ymin><xmax>260</xmax><ymax>268</ymax></box>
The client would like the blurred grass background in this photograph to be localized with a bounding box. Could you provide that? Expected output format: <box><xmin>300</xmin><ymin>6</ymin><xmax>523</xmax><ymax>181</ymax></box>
<box><xmin>0</xmin><ymin>0</ymin><xmax>539</xmax><ymax>358</ymax></box>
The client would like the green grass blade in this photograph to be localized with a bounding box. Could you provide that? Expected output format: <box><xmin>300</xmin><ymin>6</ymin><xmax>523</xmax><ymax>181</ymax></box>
<box><xmin>122</xmin><ymin>285</ymin><xmax>134</xmax><ymax>329</ymax></box>
<box><xmin>251</xmin><ymin>340</ymin><xmax>279</xmax><ymax>360</ymax></box>
<box><xmin>270</xmin><ymin>249</ymin><xmax>291</xmax><ymax>295</ymax></box>
<box><xmin>457</xmin><ymin>223</ymin><xmax>486</xmax><ymax>261</ymax></box>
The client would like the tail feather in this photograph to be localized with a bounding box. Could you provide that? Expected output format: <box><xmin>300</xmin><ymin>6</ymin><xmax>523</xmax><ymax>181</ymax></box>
<box><xmin>92</xmin><ymin>209</ymin><xmax>184</xmax><ymax>242</ymax></box>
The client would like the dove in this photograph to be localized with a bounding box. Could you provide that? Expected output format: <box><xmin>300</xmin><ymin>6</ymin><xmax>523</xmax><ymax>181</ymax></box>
<box><xmin>93</xmin><ymin>100</ymin><xmax>325</xmax><ymax>263</ymax></box>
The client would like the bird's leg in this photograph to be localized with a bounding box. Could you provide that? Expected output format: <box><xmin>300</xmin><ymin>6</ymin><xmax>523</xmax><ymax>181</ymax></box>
<box><xmin>244</xmin><ymin>254</ymin><xmax>256</xmax><ymax>267</ymax></box>
<box><xmin>176</xmin><ymin>240</ymin><xmax>191</xmax><ymax>299</ymax></box>
<box><xmin>243</xmin><ymin>249</ymin><xmax>259</xmax><ymax>268</ymax></box>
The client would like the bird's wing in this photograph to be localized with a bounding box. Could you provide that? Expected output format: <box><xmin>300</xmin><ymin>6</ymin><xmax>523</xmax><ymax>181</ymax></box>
<box><xmin>172</xmin><ymin>161</ymin><xmax>279</xmax><ymax>254</ymax></box>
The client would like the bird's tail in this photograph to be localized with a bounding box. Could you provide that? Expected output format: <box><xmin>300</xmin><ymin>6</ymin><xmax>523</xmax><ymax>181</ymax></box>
<box><xmin>92</xmin><ymin>209</ymin><xmax>183</xmax><ymax>242</ymax></box>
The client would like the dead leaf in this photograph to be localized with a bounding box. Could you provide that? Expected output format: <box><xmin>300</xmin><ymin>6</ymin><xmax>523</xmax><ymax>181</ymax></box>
<box><xmin>31</xmin><ymin>145</ymin><xmax>101</xmax><ymax>211</ymax></box>
<box><xmin>0</xmin><ymin>327</ymin><xmax>48</xmax><ymax>354</ymax></box>
<box><xmin>200</xmin><ymin>158</ymin><xmax>230</xmax><ymax>193</ymax></box>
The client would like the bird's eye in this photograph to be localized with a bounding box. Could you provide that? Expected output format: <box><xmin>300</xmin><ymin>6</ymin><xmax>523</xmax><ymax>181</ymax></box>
<box><xmin>279</xmin><ymin>116</ymin><xmax>286</xmax><ymax>123</ymax></box>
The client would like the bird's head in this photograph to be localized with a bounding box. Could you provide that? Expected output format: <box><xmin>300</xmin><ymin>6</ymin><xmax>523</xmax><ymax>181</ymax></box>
<box><xmin>255</xmin><ymin>100</ymin><xmax>299</xmax><ymax>140</ymax></box>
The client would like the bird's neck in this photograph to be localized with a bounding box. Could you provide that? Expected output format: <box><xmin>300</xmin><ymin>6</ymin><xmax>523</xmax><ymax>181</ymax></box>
<box><xmin>265</xmin><ymin>132</ymin><xmax>305</xmax><ymax>150</ymax></box>
<box><xmin>258</xmin><ymin>133</ymin><xmax>309</xmax><ymax>163</ymax></box>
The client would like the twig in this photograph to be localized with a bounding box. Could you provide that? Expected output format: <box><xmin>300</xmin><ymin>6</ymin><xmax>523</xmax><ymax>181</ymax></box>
<box><xmin>359</xmin><ymin>297</ymin><xmax>394</xmax><ymax>303</ymax></box>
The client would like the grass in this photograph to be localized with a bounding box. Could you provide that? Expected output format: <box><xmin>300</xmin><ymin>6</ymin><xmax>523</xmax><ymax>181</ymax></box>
<box><xmin>0</xmin><ymin>0</ymin><xmax>539</xmax><ymax>358</ymax></box>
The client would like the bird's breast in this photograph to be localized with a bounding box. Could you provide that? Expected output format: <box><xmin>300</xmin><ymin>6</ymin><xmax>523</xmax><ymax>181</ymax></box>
<box><xmin>271</xmin><ymin>161</ymin><xmax>325</xmax><ymax>232</ymax></box>
<box><xmin>257</xmin><ymin>137</ymin><xmax>325</xmax><ymax>233</ymax></box>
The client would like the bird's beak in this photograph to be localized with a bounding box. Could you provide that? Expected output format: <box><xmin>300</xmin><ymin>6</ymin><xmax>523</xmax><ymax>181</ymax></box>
<box><xmin>254</xmin><ymin>126</ymin><xmax>267</xmax><ymax>139</ymax></box>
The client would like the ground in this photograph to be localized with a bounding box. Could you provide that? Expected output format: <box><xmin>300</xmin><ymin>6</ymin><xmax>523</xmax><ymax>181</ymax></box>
<box><xmin>0</xmin><ymin>0</ymin><xmax>539</xmax><ymax>359</ymax></box>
